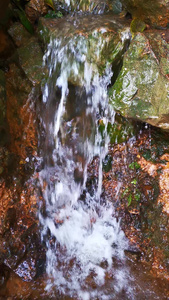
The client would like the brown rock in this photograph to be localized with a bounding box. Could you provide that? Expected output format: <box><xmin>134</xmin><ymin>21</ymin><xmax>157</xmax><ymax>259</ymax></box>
<box><xmin>8</xmin><ymin>22</ymin><xmax>32</xmax><ymax>48</ymax></box>
<box><xmin>25</xmin><ymin>0</ymin><xmax>48</xmax><ymax>24</ymax></box>
<box><xmin>122</xmin><ymin>0</ymin><xmax>169</xmax><ymax>27</ymax></box>
<box><xmin>5</xmin><ymin>64</ymin><xmax>37</xmax><ymax>158</ymax></box>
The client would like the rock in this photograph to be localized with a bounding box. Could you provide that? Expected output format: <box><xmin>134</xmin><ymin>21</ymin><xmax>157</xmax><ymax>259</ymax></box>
<box><xmin>130</xmin><ymin>18</ymin><xmax>146</xmax><ymax>33</ymax></box>
<box><xmin>109</xmin><ymin>30</ymin><xmax>169</xmax><ymax>130</ymax></box>
<box><xmin>100</xmin><ymin>125</ymin><xmax>169</xmax><ymax>283</ymax></box>
<box><xmin>111</xmin><ymin>0</ymin><xmax>123</xmax><ymax>15</ymax></box>
<box><xmin>6</xmin><ymin>272</ymin><xmax>32</xmax><ymax>298</ymax></box>
<box><xmin>38</xmin><ymin>14</ymin><xmax>131</xmax><ymax>86</ymax></box>
<box><xmin>25</xmin><ymin>0</ymin><xmax>48</xmax><ymax>24</ymax></box>
<box><xmin>0</xmin><ymin>176</ymin><xmax>44</xmax><ymax>281</ymax></box>
<box><xmin>17</xmin><ymin>37</ymin><xmax>46</xmax><ymax>86</ymax></box>
<box><xmin>3</xmin><ymin>237</ymin><xmax>26</xmax><ymax>270</ymax></box>
<box><xmin>0</xmin><ymin>70</ymin><xmax>6</xmax><ymax>131</ymax></box>
<box><xmin>8</xmin><ymin>22</ymin><xmax>32</xmax><ymax>48</ymax></box>
<box><xmin>14</xmin><ymin>257</ymin><xmax>36</xmax><ymax>281</ymax></box>
<box><xmin>0</xmin><ymin>181</ymin><xmax>13</xmax><ymax>236</ymax></box>
<box><xmin>122</xmin><ymin>0</ymin><xmax>169</xmax><ymax>28</ymax></box>
<box><xmin>5</xmin><ymin>63</ymin><xmax>37</xmax><ymax>158</ymax></box>
<box><xmin>8</xmin><ymin>22</ymin><xmax>47</xmax><ymax>86</ymax></box>
<box><xmin>53</xmin><ymin>0</ymin><xmax>122</xmax><ymax>14</ymax></box>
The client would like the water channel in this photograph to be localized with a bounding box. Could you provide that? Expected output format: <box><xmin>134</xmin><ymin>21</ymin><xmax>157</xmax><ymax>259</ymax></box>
<box><xmin>36</xmin><ymin>14</ymin><xmax>168</xmax><ymax>300</ymax></box>
<box><xmin>0</xmin><ymin>8</ymin><xmax>168</xmax><ymax>300</ymax></box>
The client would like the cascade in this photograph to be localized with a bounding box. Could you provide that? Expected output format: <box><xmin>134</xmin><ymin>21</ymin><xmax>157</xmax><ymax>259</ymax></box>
<box><xmin>39</xmin><ymin>21</ymin><xmax>132</xmax><ymax>299</ymax></box>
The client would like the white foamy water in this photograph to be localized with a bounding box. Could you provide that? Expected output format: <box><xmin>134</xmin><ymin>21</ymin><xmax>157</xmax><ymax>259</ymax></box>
<box><xmin>39</xmin><ymin>30</ymin><xmax>132</xmax><ymax>299</ymax></box>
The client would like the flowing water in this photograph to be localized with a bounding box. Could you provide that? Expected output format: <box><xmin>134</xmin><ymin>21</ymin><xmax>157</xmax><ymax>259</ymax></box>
<box><xmin>38</xmin><ymin>16</ymin><xmax>168</xmax><ymax>300</ymax></box>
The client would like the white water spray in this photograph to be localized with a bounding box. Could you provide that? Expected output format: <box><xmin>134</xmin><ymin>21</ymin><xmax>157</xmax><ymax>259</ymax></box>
<box><xmin>40</xmin><ymin>29</ymin><xmax>131</xmax><ymax>299</ymax></box>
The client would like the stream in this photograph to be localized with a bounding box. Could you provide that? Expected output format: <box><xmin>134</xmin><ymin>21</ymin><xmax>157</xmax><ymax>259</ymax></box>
<box><xmin>36</xmin><ymin>14</ymin><xmax>168</xmax><ymax>300</ymax></box>
<box><xmin>0</xmin><ymin>5</ymin><xmax>169</xmax><ymax>299</ymax></box>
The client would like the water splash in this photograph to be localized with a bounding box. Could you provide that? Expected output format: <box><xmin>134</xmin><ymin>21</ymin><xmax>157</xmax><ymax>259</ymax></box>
<box><xmin>39</xmin><ymin>30</ymin><xmax>131</xmax><ymax>299</ymax></box>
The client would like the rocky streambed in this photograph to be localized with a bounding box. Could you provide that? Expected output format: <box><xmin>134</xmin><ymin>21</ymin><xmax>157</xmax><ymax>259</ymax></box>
<box><xmin>0</xmin><ymin>0</ymin><xmax>169</xmax><ymax>299</ymax></box>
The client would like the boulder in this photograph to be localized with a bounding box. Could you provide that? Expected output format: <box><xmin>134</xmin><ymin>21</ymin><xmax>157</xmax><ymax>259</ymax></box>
<box><xmin>109</xmin><ymin>30</ymin><xmax>169</xmax><ymax>130</ymax></box>
<box><xmin>17</xmin><ymin>36</ymin><xmax>46</xmax><ymax>86</ymax></box>
<box><xmin>38</xmin><ymin>14</ymin><xmax>131</xmax><ymax>86</ymax></box>
<box><xmin>99</xmin><ymin>125</ymin><xmax>169</xmax><ymax>284</ymax></box>
<box><xmin>8</xmin><ymin>22</ymin><xmax>47</xmax><ymax>86</ymax></box>
<box><xmin>5</xmin><ymin>63</ymin><xmax>37</xmax><ymax>158</ymax></box>
<box><xmin>122</xmin><ymin>0</ymin><xmax>169</xmax><ymax>28</ymax></box>
<box><xmin>8</xmin><ymin>22</ymin><xmax>32</xmax><ymax>48</ymax></box>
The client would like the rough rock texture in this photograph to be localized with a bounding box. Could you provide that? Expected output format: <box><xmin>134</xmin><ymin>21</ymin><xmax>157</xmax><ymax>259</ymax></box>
<box><xmin>109</xmin><ymin>30</ymin><xmax>169</xmax><ymax>130</ymax></box>
<box><xmin>25</xmin><ymin>0</ymin><xmax>48</xmax><ymax>24</ymax></box>
<box><xmin>92</xmin><ymin>122</ymin><xmax>169</xmax><ymax>287</ymax></box>
<box><xmin>0</xmin><ymin>21</ymin><xmax>46</xmax><ymax>288</ymax></box>
<box><xmin>122</xmin><ymin>0</ymin><xmax>169</xmax><ymax>28</ymax></box>
<box><xmin>17</xmin><ymin>36</ymin><xmax>45</xmax><ymax>86</ymax></box>
<box><xmin>8</xmin><ymin>22</ymin><xmax>32</xmax><ymax>48</ymax></box>
<box><xmin>6</xmin><ymin>64</ymin><xmax>37</xmax><ymax>157</ymax></box>
<box><xmin>0</xmin><ymin>71</ymin><xmax>6</xmax><ymax>135</ymax></box>
<box><xmin>8</xmin><ymin>22</ymin><xmax>46</xmax><ymax>86</ymax></box>
<box><xmin>0</xmin><ymin>62</ymin><xmax>44</xmax><ymax>287</ymax></box>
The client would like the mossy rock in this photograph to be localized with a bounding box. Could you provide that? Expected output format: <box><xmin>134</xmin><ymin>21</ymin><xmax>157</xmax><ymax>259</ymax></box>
<box><xmin>8</xmin><ymin>22</ymin><xmax>32</xmax><ymax>48</ymax></box>
<box><xmin>38</xmin><ymin>14</ymin><xmax>131</xmax><ymax>86</ymax></box>
<box><xmin>109</xmin><ymin>31</ymin><xmax>169</xmax><ymax>130</ymax></box>
<box><xmin>17</xmin><ymin>36</ymin><xmax>46</xmax><ymax>86</ymax></box>
<box><xmin>122</xmin><ymin>0</ymin><xmax>169</xmax><ymax>28</ymax></box>
<box><xmin>130</xmin><ymin>18</ymin><xmax>146</xmax><ymax>33</ymax></box>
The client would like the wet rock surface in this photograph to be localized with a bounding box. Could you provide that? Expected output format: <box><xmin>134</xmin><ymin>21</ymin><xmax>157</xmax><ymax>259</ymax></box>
<box><xmin>53</xmin><ymin>0</ymin><xmax>122</xmax><ymax>14</ymax></box>
<box><xmin>25</xmin><ymin>0</ymin><xmax>48</xmax><ymax>24</ymax></box>
<box><xmin>0</xmin><ymin>3</ymin><xmax>169</xmax><ymax>298</ymax></box>
<box><xmin>8</xmin><ymin>21</ymin><xmax>47</xmax><ymax>87</ymax></box>
<box><xmin>38</xmin><ymin>14</ymin><xmax>131</xmax><ymax>86</ymax></box>
<box><xmin>122</xmin><ymin>0</ymin><xmax>169</xmax><ymax>28</ymax></box>
<box><xmin>0</xmin><ymin>21</ymin><xmax>45</xmax><ymax>294</ymax></box>
<box><xmin>94</xmin><ymin>121</ymin><xmax>169</xmax><ymax>290</ymax></box>
<box><xmin>8</xmin><ymin>22</ymin><xmax>32</xmax><ymax>48</ymax></box>
<box><xmin>17</xmin><ymin>37</ymin><xmax>46</xmax><ymax>86</ymax></box>
<box><xmin>109</xmin><ymin>30</ymin><xmax>169</xmax><ymax>130</ymax></box>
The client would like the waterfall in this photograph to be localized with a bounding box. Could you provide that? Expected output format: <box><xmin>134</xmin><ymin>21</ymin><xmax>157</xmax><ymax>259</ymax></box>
<box><xmin>39</xmin><ymin>28</ymin><xmax>131</xmax><ymax>299</ymax></box>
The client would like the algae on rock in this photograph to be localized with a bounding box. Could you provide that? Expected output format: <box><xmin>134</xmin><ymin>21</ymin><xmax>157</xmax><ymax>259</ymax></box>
<box><xmin>109</xmin><ymin>31</ymin><xmax>169</xmax><ymax>130</ymax></box>
<box><xmin>38</xmin><ymin>15</ymin><xmax>131</xmax><ymax>86</ymax></box>
<box><xmin>17</xmin><ymin>36</ymin><xmax>46</xmax><ymax>86</ymax></box>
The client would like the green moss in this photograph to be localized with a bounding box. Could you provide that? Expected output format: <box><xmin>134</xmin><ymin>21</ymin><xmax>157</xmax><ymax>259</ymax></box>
<box><xmin>107</xmin><ymin>114</ymin><xmax>135</xmax><ymax>144</ymax></box>
<box><xmin>130</xmin><ymin>18</ymin><xmax>146</xmax><ymax>34</ymax></box>
<box><xmin>44</xmin><ymin>11</ymin><xmax>63</xmax><ymax>18</ymax></box>
<box><xmin>17</xmin><ymin>37</ymin><xmax>46</xmax><ymax>86</ymax></box>
<box><xmin>38</xmin><ymin>16</ymin><xmax>131</xmax><ymax>86</ymax></box>
<box><xmin>109</xmin><ymin>32</ymin><xmax>169</xmax><ymax>129</ymax></box>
